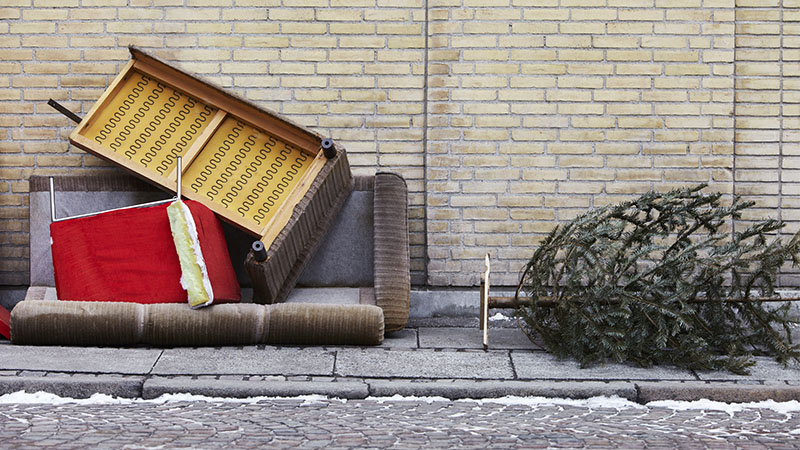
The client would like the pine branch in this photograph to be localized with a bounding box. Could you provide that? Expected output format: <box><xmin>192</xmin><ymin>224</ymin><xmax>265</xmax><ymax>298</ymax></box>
<box><xmin>516</xmin><ymin>184</ymin><xmax>800</xmax><ymax>374</ymax></box>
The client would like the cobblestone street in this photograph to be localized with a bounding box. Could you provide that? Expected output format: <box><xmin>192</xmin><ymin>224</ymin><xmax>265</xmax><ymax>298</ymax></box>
<box><xmin>2</xmin><ymin>396</ymin><xmax>800</xmax><ymax>448</ymax></box>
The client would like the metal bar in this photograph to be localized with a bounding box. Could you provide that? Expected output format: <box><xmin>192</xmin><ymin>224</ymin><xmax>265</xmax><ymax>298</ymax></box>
<box><xmin>49</xmin><ymin>177</ymin><xmax>56</xmax><ymax>223</ymax></box>
<box><xmin>47</xmin><ymin>99</ymin><xmax>82</xmax><ymax>124</ymax></box>
<box><xmin>48</xmin><ymin>158</ymin><xmax>182</xmax><ymax>223</ymax></box>
<box><xmin>176</xmin><ymin>156</ymin><xmax>182</xmax><ymax>199</ymax></box>
<box><xmin>52</xmin><ymin>198</ymin><xmax>176</xmax><ymax>222</ymax></box>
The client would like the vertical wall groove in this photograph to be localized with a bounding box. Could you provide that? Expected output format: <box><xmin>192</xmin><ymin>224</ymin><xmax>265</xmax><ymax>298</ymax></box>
<box><xmin>421</xmin><ymin>0</ymin><xmax>430</xmax><ymax>287</ymax></box>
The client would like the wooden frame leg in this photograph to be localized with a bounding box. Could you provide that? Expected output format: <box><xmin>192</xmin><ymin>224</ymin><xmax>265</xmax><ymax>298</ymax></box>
<box><xmin>480</xmin><ymin>254</ymin><xmax>490</xmax><ymax>350</ymax></box>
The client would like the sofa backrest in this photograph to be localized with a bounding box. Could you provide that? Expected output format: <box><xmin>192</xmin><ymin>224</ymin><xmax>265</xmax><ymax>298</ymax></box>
<box><xmin>29</xmin><ymin>174</ymin><xmax>375</xmax><ymax>288</ymax></box>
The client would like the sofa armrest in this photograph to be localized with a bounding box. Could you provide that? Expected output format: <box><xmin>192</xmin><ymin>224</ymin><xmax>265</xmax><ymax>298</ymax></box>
<box><xmin>373</xmin><ymin>172</ymin><xmax>410</xmax><ymax>333</ymax></box>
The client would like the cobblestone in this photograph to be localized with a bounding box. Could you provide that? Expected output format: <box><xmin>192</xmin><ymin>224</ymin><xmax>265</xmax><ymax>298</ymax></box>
<box><xmin>2</xmin><ymin>398</ymin><xmax>800</xmax><ymax>448</ymax></box>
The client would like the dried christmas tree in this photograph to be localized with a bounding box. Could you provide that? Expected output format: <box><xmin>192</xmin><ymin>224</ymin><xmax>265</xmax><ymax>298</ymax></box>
<box><xmin>516</xmin><ymin>184</ymin><xmax>800</xmax><ymax>374</ymax></box>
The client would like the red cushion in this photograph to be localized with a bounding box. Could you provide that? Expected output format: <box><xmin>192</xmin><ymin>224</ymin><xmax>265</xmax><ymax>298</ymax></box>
<box><xmin>0</xmin><ymin>305</ymin><xmax>9</xmax><ymax>339</ymax></box>
<box><xmin>51</xmin><ymin>200</ymin><xmax>240</xmax><ymax>304</ymax></box>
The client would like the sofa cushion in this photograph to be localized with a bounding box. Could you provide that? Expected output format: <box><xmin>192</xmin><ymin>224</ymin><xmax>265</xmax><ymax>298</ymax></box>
<box><xmin>50</xmin><ymin>200</ymin><xmax>240</xmax><ymax>304</ymax></box>
<box><xmin>297</xmin><ymin>190</ymin><xmax>374</xmax><ymax>287</ymax></box>
<box><xmin>11</xmin><ymin>292</ymin><xmax>384</xmax><ymax>347</ymax></box>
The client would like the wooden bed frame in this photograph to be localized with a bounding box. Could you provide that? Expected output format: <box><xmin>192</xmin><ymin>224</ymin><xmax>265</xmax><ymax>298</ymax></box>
<box><xmin>68</xmin><ymin>47</ymin><xmax>334</xmax><ymax>251</ymax></box>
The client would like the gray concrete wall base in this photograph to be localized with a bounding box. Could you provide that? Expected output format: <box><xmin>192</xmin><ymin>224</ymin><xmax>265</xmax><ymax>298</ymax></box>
<box><xmin>0</xmin><ymin>376</ymin><xmax>144</xmax><ymax>399</ymax></box>
<box><xmin>367</xmin><ymin>380</ymin><xmax>637</xmax><ymax>401</ymax></box>
<box><xmin>636</xmin><ymin>381</ymin><xmax>800</xmax><ymax>404</ymax></box>
<box><xmin>142</xmin><ymin>378</ymin><xmax>370</xmax><ymax>400</ymax></box>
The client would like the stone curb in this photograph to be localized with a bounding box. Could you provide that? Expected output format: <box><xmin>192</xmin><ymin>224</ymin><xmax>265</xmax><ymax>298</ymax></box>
<box><xmin>367</xmin><ymin>380</ymin><xmax>638</xmax><ymax>401</ymax></box>
<box><xmin>4</xmin><ymin>376</ymin><xmax>800</xmax><ymax>404</ymax></box>
<box><xmin>141</xmin><ymin>378</ymin><xmax>370</xmax><ymax>400</ymax></box>
<box><xmin>636</xmin><ymin>381</ymin><xmax>800</xmax><ymax>404</ymax></box>
<box><xmin>0</xmin><ymin>376</ymin><xmax>144</xmax><ymax>399</ymax></box>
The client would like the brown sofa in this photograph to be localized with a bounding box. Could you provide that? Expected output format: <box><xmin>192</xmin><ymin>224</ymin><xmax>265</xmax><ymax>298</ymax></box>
<box><xmin>12</xmin><ymin>172</ymin><xmax>410</xmax><ymax>346</ymax></box>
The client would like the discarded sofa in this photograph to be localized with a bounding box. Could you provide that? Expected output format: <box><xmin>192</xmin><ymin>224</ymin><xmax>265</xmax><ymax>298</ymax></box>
<box><xmin>13</xmin><ymin>171</ymin><xmax>410</xmax><ymax>346</ymax></box>
<box><xmin>10</xmin><ymin>46</ymin><xmax>413</xmax><ymax>347</ymax></box>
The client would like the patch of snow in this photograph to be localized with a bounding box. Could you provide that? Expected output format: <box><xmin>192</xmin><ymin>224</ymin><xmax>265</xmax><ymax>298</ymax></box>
<box><xmin>372</xmin><ymin>394</ymin><xmax>452</xmax><ymax>404</ymax></box>
<box><xmin>0</xmin><ymin>391</ymin><xmax>339</xmax><ymax>406</ymax></box>
<box><xmin>4</xmin><ymin>391</ymin><xmax>800</xmax><ymax>416</ymax></box>
<box><xmin>488</xmin><ymin>312</ymin><xmax>511</xmax><ymax>321</ymax></box>
<box><xmin>0</xmin><ymin>391</ymin><xmax>127</xmax><ymax>405</ymax></box>
<box><xmin>466</xmin><ymin>395</ymin><xmax>645</xmax><ymax>410</ymax></box>
<box><xmin>647</xmin><ymin>399</ymin><xmax>800</xmax><ymax>414</ymax></box>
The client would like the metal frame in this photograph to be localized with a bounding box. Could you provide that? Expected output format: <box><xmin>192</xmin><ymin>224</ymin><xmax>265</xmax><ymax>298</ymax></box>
<box><xmin>50</xmin><ymin>157</ymin><xmax>183</xmax><ymax>223</ymax></box>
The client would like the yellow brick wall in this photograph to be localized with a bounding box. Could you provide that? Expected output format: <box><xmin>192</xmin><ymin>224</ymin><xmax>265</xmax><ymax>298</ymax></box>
<box><xmin>1</xmin><ymin>0</ymin><xmax>798</xmax><ymax>288</ymax></box>
<box><xmin>428</xmin><ymin>0</ymin><xmax>738</xmax><ymax>285</ymax></box>
<box><xmin>0</xmin><ymin>0</ymin><xmax>428</xmax><ymax>285</ymax></box>
<box><xmin>734</xmin><ymin>0</ymin><xmax>800</xmax><ymax>285</ymax></box>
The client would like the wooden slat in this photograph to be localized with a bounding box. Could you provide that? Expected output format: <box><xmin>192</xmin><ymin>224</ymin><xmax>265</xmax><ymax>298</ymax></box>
<box><xmin>166</xmin><ymin>109</ymin><xmax>227</xmax><ymax>183</ymax></box>
<box><xmin>487</xmin><ymin>295</ymin><xmax>800</xmax><ymax>309</ymax></box>
<box><xmin>482</xmin><ymin>254</ymin><xmax>490</xmax><ymax>350</ymax></box>
<box><xmin>70</xmin><ymin>134</ymin><xmax>175</xmax><ymax>191</ymax></box>
<box><xmin>131</xmin><ymin>56</ymin><xmax>321</xmax><ymax>156</ymax></box>
<box><xmin>71</xmin><ymin>60</ymin><xmax>136</xmax><ymax>138</ymax></box>
<box><xmin>258</xmin><ymin>151</ymin><xmax>327</xmax><ymax>249</ymax></box>
<box><xmin>180</xmin><ymin>189</ymin><xmax>263</xmax><ymax>236</ymax></box>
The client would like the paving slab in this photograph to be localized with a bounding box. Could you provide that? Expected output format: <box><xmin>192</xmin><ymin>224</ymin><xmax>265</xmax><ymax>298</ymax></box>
<box><xmin>143</xmin><ymin>378</ymin><xmax>369</xmax><ymax>400</ymax></box>
<box><xmin>0</xmin><ymin>345</ymin><xmax>162</xmax><ymax>375</ymax></box>
<box><xmin>367</xmin><ymin>379</ymin><xmax>637</xmax><ymax>401</ymax></box>
<box><xmin>335</xmin><ymin>348</ymin><xmax>514</xmax><ymax>379</ymax></box>
<box><xmin>285</xmin><ymin>288</ymin><xmax>361</xmax><ymax>305</ymax></box>
<box><xmin>419</xmin><ymin>327</ymin><xmax>538</xmax><ymax>350</ymax></box>
<box><xmin>381</xmin><ymin>328</ymin><xmax>418</xmax><ymax>348</ymax></box>
<box><xmin>637</xmin><ymin>381</ymin><xmax>800</xmax><ymax>403</ymax></box>
<box><xmin>511</xmin><ymin>352</ymin><xmax>696</xmax><ymax>381</ymax></box>
<box><xmin>695</xmin><ymin>356</ymin><xmax>800</xmax><ymax>382</ymax></box>
<box><xmin>152</xmin><ymin>347</ymin><xmax>335</xmax><ymax>376</ymax></box>
<box><xmin>0</xmin><ymin>375</ymin><xmax>144</xmax><ymax>399</ymax></box>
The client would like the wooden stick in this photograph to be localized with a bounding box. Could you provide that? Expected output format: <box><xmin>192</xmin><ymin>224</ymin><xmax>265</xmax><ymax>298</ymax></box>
<box><xmin>481</xmin><ymin>255</ymin><xmax>490</xmax><ymax>350</ymax></box>
<box><xmin>488</xmin><ymin>295</ymin><xmax>800</xmax><ymax>309</ymax></box>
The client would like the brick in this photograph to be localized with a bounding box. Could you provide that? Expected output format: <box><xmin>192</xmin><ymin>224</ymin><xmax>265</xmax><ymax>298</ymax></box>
<box><xmin>0</xmin><ymin>8</ymin><xmax>20</xmax><ymax>19</ymax></box>
<box><xmin>22</xmin><ymin>8</ymin><xmax>68</xmax><ymax>20</ymax></box>
<box><xmin>10</xmin><ymin>22</ymin><xmax>56</xmax><ymax>34</ymax></box>
<box><xmin>607</xmin><ymin>22</ymin><xmax>654</xmax><ymax>35</ymax></box>
<box><xmin>619</xmin><ymin>9</ymin><xmax>664</xmax><ymax>21</ymax></box>
<box><xmin>378</xmin><ymin>23</ymin><xmax>423</xmax><ymax>35</ymax></box>
<box><xmin>282</xmin><ymin>22</ymin><xmax>327</xmax><ymax>34</ymax></box>
<box><xmin>222</xmin><ymin>8</ymin><xmax>268</xmax><ymax>20</ymax></box>
<box><xmin>107</xmin><ymin>22</ymin><xmax>153</xmax><ymax>33</ymax></box>
<box><xmin>339</xmin><ymin>37</ymin><xmax>386</xmax><ymax>48</ymax></box>
<box><xmin>559</xmin><ymin>23</ymin><xmax>605</xmax><ymax>34</ymax></box>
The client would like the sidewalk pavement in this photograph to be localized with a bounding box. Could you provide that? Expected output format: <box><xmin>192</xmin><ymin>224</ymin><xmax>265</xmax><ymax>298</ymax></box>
<box><xmin>2</xmin><ymin>315</ymin><xmax>800</xmax><ymax>405</ymax></box>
